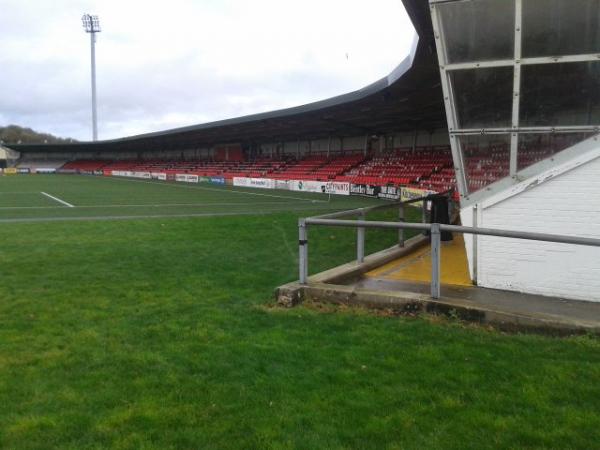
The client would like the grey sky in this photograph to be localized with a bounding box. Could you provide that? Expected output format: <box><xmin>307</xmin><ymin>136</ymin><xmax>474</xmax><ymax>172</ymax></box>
<box><xmin>0</xmin><ymin>0</ymin><xmax>415</xmax><ymax>141</ymax></box>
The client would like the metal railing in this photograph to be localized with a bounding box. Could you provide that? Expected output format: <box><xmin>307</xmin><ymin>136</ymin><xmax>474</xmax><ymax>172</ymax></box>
<box><xmin>298</xmin><ymin>197</ymin><xmax>600</xmax><ymax>299</ymax></box>
<box><xmin>309</xmin><ymin>193</ymin><xmax>439</xmax><ymax>263</ymax></box>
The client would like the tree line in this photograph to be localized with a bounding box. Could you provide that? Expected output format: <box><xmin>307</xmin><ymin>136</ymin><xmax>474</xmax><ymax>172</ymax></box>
<box><xmin>0</xmin><ymin>125</ymin><xmax>77</xmax><ymax>145</ymax></box>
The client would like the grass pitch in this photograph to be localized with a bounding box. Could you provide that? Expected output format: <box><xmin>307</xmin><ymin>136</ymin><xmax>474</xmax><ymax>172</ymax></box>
<box><xmin>1</xmin><ymin>175</ymin><xmax>599</xmax><ymax>449</ymax></box>
<box><xmin>0</xmin><ymin>175</ymin><xmax>383</xmax><ymax>222</ymax></box>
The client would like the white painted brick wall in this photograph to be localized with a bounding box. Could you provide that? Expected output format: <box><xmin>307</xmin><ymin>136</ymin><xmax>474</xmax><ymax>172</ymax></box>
<box><xmin>460</xmin><ymin>145</ymin><xmax>600</xmax><ymax>302</ymax></box>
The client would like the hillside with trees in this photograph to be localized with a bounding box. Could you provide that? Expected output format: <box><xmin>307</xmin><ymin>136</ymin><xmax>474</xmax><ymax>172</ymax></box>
<box><xmin>0</xmin><ymin>125</ymin><xmax>77</xmax><ymax>145</ymax></box>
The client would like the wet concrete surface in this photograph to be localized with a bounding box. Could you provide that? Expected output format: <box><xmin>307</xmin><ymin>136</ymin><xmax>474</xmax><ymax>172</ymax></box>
<box><xmin>353</xmin><ymin>277</ymin><xmax>600</xmax><ymax>325</ymax></box>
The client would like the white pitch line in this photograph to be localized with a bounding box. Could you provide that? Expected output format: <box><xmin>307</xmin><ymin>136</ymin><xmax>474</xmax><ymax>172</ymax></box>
<box><xmin>40</xmin><ymin>192</ymin><xmax>75</xmax><ymax>208</ymax></box>
<box><xmin>101</xmin><ymin>175</ymin><xmax>327</xmax><ymax>203</ymax></box>
<box><xmin>0</xmin><ymin>201</ymin><xmax>298</xmax><ymax>210</ymax></box>
<box><xmin>0</xmin><ymin>205</ymin><xmax>343</xmax><ymax>224</ymax></box>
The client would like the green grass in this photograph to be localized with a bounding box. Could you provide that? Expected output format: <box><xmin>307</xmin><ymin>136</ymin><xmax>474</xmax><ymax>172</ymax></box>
<box><xmin>1</xmin><ymin>175</ymin><xmax>599</xmax><ymax>449</ymax></box>
<box><xmin>0</xmin><ymin>175</ymin><xmax>386</xmax><ymax>221</ymax></box>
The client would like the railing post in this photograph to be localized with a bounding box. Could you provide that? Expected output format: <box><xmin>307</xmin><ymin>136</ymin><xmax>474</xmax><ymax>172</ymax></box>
<box><xmin>431</xmin><ymin>223</ymin><xmax>441</xmax><ymax>299</ymax></box>
<box><xmin>398</xmin><ymin>203</ymin><xmax>405</xmax><ymax>247</ymax></box>
<box><xmin>422</xmin><ymin>199</ymin><xmax>428</xmax><ymax>224</ymax></box>
<box><xmin>357</xmin><ymin>210</ymin><xmax>365</xmax><ymax>263</ymax></box>
<box><xmin>472</xmin><ymin>204</ymin><xmax>478</xmax><ymax>286</ymax></box>
<box><xmin>299</xmin><ymin>219</ymin><xmax>308</xmax><ymax>284</ymax></box>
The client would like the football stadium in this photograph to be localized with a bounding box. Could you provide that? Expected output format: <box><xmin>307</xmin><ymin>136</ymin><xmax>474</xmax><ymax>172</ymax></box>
<box><xmin>1</xmin><ymin>0</ymin><xmax>600</xmax><ymax>448</ymax></box>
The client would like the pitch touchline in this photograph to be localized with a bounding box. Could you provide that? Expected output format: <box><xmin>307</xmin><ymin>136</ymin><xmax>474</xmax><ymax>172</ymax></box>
<box><xmin>40</xmin><ymin>192</ymin><xmax>75</xmax><ymax>208</ymax></box>
<box><xmin>0</xmin><ymin>205</ymin><xmax>343</xmax><ymax>223</ymax></box>
<box><xmin>0</xmin><ymin>211</ymin><xmax>255</xmax><ymax>223</ymax></box>
<box><xmin>0</xmin><ymin>201</ymin><xmax>305</xmax><ymax>210</ymax></box>
<box><xmin>101</xmin><ymin>175</ymin><xmax>327</xmax><ymax>203</ymax></box>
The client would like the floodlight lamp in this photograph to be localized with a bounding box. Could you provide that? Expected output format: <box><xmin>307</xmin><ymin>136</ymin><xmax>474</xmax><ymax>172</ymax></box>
<box><xmin>91</xmin><ymin>16</ymin><xmax>101</xmax><ymax>32</ymax></box>
<box><xmin>82</xmin><ymin>14</ymin><xmax>90</xmax><ymax>31</ymax></box>
<box><xmin>82</xmin><ymin>14</ymin><xmax>101</xmax><ymax>33</ymax></box>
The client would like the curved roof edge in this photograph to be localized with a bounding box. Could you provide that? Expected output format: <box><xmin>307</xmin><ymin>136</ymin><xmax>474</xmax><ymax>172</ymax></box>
<box><xmin>101</xmin><ymin>33</ymin><xmax>419</xmax><ymax>143</ymax></box>
<box><xmin>94</xmin><ymin>34</ymin><xmax>420</xmax><ymax>145</ymax></box>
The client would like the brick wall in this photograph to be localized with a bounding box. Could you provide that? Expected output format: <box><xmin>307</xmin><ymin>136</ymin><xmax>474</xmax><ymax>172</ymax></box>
<box><xmin>460</xmin><ymin>144</ymin><xmax>600</xmax><ymax>302</ymax></box>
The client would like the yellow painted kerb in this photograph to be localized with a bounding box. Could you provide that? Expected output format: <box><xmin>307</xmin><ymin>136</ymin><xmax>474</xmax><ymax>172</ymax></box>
<box><xmin>367</xmin><ymin>234</ymin><xmax>473</xmax><ymax>287</ymax></box>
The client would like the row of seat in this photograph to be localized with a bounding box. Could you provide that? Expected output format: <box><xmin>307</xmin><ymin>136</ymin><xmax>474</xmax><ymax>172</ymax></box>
<box><xmin>57</xmin><ymin>142</ymin><xmax>562</xmax><ymax>196</ymax></box>
<box><xmin>341</xmin><ymin>149</ymin><xmax>454</xmax><ymax>187</ymax></box>
<box><xmin>62</xmin><ymin>160</ymin><xmax>108</xmax><ymax>171</ymax></box>
<box><xmin>59</xmin><ymin>150</ymin><xmax>458</xmax><ymax>192</ymax></box>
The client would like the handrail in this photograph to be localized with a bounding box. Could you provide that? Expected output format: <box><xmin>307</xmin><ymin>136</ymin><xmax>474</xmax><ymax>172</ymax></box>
<box><xmin>311</xmin><ymin>190</ymin><xmax>453</xmax><ymax>220</ymax></box>
<box><xmin>298</xmin><ymin>212</ymin><xmax>600</xmax><ymax>299</ymax></box>
<box><xmin>305</xmin><ymin>219</ymin><xmax>600</xmax><ymax>248</ymax></box>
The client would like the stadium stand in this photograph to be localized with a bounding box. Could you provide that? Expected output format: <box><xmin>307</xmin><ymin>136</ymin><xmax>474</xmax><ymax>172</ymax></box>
<box><xmin>517</xmin><ymin>134</ymin><xmax>587</xmax><ymax>171</ymax></box>
<box><xmin>457</xmin><ymin>136</ymin><xmax>581</xmax><ymax>192</ymax></box>
<box><xmin>58</xmin><ymin>148</ymin><xmax>462</xmax><ymax>192</ymax></box>
<box><xmin>415</xmin><ymin>167</ymin><xmax>456</xmax><ymax>193</ymax></box>
<box><xmin>270</xmin><ymin>154</ymin><xmax>365</xmax><ymax>181</ymax></box>
<box><xmin>97</xmin><ymin>158</ymin><xmax>292</xmax><ymax>178</ymax></box>
<box><xmin>270</xmin><ymin>155</ymin><xmax>329</xmax><ymax>180</ymax></box>
<box><xmin>16</xmin><ymin>160</ymin><xmax>67</xmax><ymax>170</ymax></box>
<box><xmin>311</xmin><ymin>154</ymin><xmax>365</xmax><ymax>180</ymax></box>
<box><xmin>48</xmin><ymin>136</ymin><xmax>585</xmax><ymax>194</ymax></box>
<box><xmin>463</xmin><ymin>144</ymin><xmax>510</xmax><ymax>193</ymax></box>
<box><xmin>61</xmin><ymin>160</ymin><xmax>109</xmax><ymax>171</ymax></box>
<box><xmin>337</xmin><ymin>147</ymin><xmax>454</xmax><ymax>187</ymax></box>
<box><xmin>219</xmin><ymin>157</ymin><xmax>291</xmax><ymax>179</ymax></box>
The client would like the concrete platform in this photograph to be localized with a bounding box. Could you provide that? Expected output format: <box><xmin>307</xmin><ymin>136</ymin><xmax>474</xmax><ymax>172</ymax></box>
<box><xmin>276</xmin><ymin>236</ymin><xmax>600</xmax><ymax>334</ymax></box>
<box><xmin>354</xmin><ymin>277</ymin><xmax>600</xmax><ymax>333</ymax></box>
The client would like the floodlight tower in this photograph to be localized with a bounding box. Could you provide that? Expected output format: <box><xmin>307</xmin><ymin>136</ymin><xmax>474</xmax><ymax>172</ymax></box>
<box><xmin>82</xmin><ymin>14</ymin><xmax>101</xmax><ymax>141</ymax></box>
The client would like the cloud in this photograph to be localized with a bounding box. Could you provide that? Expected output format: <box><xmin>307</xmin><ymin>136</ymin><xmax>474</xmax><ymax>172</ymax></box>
<box><xmin>0</xmin><ymin>0</ymin><xmax>414</xmax><ymax>141</ymax></box>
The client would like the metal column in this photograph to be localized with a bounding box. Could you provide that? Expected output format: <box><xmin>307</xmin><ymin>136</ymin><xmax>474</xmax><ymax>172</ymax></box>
<box><xmin>299</xmin><ymin>219</ymin><xmax>308</xmax><ymax>284</ymax></box>
<box><xmin>357</xmin><ymin>210</ymin><xmax>365</xmax><ymax>263</ymax></box>
<box><xmin>472</xmin><ymin>204</ymin><xmax>479</xmax><ymax>285</ymax></box>
<box><xmin>509</xmin><ymin>0</ymin><xmax>523</xmax><ymax>176</ymax></box>
<box><xmin>90</xmin><ymin>32</ymin><xmax>98</xmax><ymax>141</ymax></box>
<box><xmin>398</xmin><ymin>203</ymin><xmax>405</xmax><ymax>247</ymax></box>
<box><xmin>431</xmin><ymin>223</ymin><xmax>441</xmax><ymax>299</ymax></box>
